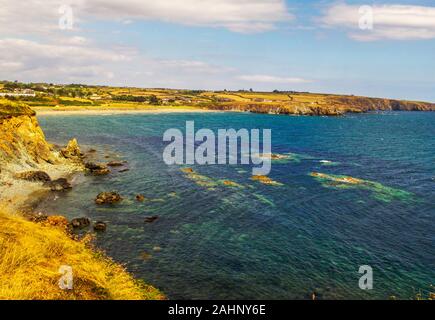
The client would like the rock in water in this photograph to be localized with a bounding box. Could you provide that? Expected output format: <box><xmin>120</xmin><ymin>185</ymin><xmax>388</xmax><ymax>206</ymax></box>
<box><xmin>85</xmin><ymin>162</ymin><xmax>111</xmax><ymax>175</ymax></box>
<box><xmin>144</xmin><ymin>216</ymin><xmax>159</xmax><ymax>223</ymax></box>
<box><xmin>61</xmin><ymin>138</ymin><xmax>81</xmax><ymax>159</ymax></box>
<box><xmin>93</xmin><ymin>221</ymin><xmax>107</xmax><ymax>232</ymax></box>
<box><xmin>107</xmin><ymin>161</ymin><xmax>125</xmax><ymax>167</ymax></box>
<box><xmin>16</xmin><ymin>171</ymin><xmax>51</xmax><ymax>182</ymax></box>
<box><xmin>70</xmin><ymin>217</ymin><xmax>91</xmax><ymax>229</ymax></box>
<box><xmin>47</xmin><ymin>178</ymin><xmax>72</xmax><ymax>191</ymax></box>
<box><xmin>95</xmin><ymin>192</ymin><xmax>122</xmax><ymax>204</ymax></box>
<box><xmin>136</xmin><ymin>194</ymin><xmax>146</xmax><ymax>202</ymax></box>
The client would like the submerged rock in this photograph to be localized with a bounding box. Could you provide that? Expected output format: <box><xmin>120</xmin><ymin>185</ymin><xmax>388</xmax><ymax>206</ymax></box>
<box><xmin>251</xmin><ymin>175</ymin><xmax>282</xmax><ymax>186</ymax></box>
<box><xmin>70</xmin><ymin>217</ymin><xmax>91</xmax><ymax>229</ymax></box>
<box><xmin>47</xmin><ymin>178</ymin><xmax>72</xmax><ymax>191</ymax></box>
<box><xmin>180</xmin><ymin>168</ymin><xmax>218</xmax><ymax>189</ymax></box>
<box><xmin>107</xmin><ymin>161</ymin><xmax>125</xmax><ymax>167</ymax></box>
<box><xmin>221</xmin><ymin>180</ymin><xmax>244</xmax><ymax>188</ymax></box>
<box><xmin>16</xmin><ymin>171</ymin><xmax>51</xmax><ymax>182</ymax></box>
<box><xmin>93</xmin><ymin>221</ymin><xmax>107</xmax><ymax>232</ymax></box>
<box><xmin>140</xmin><ymin>252</ymin><xmax>152</xmax><ymax>260</ymax></box>
<box><xmin>95</xmin><ymin>191</ymin><xmax>123</xmax><ymax>205</ymax></box>
<box><xmin>311</xmin><ymin>172</ymin><xmax>362</xmax><ymax>185</ymax></box>
<box><xmin>144</xmin><ymin>216</ymin><xmax>159</xmax><ymax>224</ymax></box>
<box><xmin>136</xmin><ymin>194</ymin><xmax>146</xmax><ymax>202</ymax></box>
<box><xmin>93</xmin><ymin>168</ymin><xmax>111</xmax><ymax>175</ymax></box>
<box><xmin>310</xmin><ymin>172</ymin><xmax>414</xmax><ymax>203</ymax></box>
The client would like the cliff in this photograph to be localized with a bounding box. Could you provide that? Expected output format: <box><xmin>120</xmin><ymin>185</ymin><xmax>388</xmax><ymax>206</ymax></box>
<box><xmin>204</xmin><ymin>93</ymin><xmax>435</xmax><ymax>116</ymax></box>
<box><xmin>0</xmin><ymin>100</ymin><xmax>57</xmax><ymax>167</ymax></box>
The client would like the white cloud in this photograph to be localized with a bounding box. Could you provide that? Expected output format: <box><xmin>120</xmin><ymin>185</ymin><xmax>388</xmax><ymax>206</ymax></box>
<box><xmin>237</xmin><ymin>74</ymin><xmax>312</xmax><ymax>84</ymax></box>
<box><xmin>0</xmin><ymin>0</ymin><xmax>297</xmax><ymax>88</ymax></box>
<box><xmin>321</xmin><ymin>3</ymin><xmax>435</xmax><ymax>41</ymax></box>
<box><xmin>0</xmin><ymin>37</ymin><xmax>236</xmax><ymax>87</ymax></box>
<box><xmin>0</xmin><ymin>0</ymin><xmax>292</xmax><ymax>35</ymax></box>
<box><xmin>0</xmin><ymin>38</ymin><xmax>129</xmax><ymax>82</ymax></box>
<box><xmin>84</xmin><ymin>0</ymin><xmax>292</xmax><ymax>33</ymax></box>
<box><xmin>58</xmin><ymin>36</ymin><xmax>90</xmax><ymax>46</ymax></box>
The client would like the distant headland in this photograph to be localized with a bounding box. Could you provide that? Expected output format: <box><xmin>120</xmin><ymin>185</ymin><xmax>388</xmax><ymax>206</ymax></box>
<box><xmin>1</xmin><ymin>80</ymin><xmax>434</xmax><ymax>117</ymax></box>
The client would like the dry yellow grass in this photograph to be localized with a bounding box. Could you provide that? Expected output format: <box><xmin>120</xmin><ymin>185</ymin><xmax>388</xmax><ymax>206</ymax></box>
<box><xmin>0</xmin><ymin>211</ymin><xmax>165</xmax><ymax>300</ymax></box>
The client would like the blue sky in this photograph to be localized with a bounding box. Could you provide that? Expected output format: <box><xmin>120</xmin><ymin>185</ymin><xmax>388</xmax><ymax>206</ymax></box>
<box><xmin>1</xmin><ymin>0</ymin><xmax>434</xmax><ymax>101</ymax></box>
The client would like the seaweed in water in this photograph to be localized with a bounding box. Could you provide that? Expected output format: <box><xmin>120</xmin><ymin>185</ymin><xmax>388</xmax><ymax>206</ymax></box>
<box><xmin>310</xmin><ymin>172</ymin><xmax>414</xmax><ymax>203</ymax></box>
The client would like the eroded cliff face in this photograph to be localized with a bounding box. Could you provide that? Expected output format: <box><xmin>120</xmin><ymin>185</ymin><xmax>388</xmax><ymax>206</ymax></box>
<box><xmin>0</xmin><ymin>101</ymin><xmax>83</xmax><ymax>209</ymax></box>
<box><xmin>0</xmin><ymin>112</ymin><xmax>57</xmax><ymax>167</ymax></box>
<box><xmin>206</xmin><ymin>95</ymin><xmax>435</xmax><ymax>116</ymax></box>
<box><xmin>330</xmin><ymin>96</ymin><xmax>435</xmax><ymax>113</ymax></box>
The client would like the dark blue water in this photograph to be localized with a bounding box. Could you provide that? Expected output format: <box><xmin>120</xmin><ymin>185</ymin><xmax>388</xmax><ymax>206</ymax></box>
<box><xmin>37</xmin><ymin>112</ymin><xmax>434</xmax><ymax>299</ymax></box>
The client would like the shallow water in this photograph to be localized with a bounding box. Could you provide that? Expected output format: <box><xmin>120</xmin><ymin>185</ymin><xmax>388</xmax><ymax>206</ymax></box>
<box><xmin>37</xmin><ymin>112</ymin><xmax>435</xmax><ymax>299</ymax></box>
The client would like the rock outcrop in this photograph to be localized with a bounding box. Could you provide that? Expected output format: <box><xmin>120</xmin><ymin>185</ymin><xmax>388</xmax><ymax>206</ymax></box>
<box><xmin>95</xmin><ymin>191</ymin><xmax>123</xmax><ymax>204</ymax></box>
<box><xmin>0</xmin><ymin>99</ymin><xmax>84</xmax><ymax>208</ymax></box>
<box><xmin>85</xmin><ymin>162</ymin><xmax>111</xmax><ymax>175</ymax></box>
<box><xmin>71</xmin><ymin>217</ymin><xmax>91</xmax><ymax>229</ymax></box>
<box><xmin>61</xmin><ymin>138</ymin><xmax>82</xmax><ymax>160</ymax></box>
<box><xmin>0</xmin><ymin>101</ymin><xmax>57</xmax><ymax>165</ymax></box>
<box><xmin>15</xmin><ymin>171</ymin><xmax>51</xmax><ymax>182</ymax></box>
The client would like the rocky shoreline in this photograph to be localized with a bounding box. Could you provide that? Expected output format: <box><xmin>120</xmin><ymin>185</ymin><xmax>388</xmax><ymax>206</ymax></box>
<box><xmin>0</xmin><ymin>100</ymin><xmax>164</xmax><ymax>300</ymax></box>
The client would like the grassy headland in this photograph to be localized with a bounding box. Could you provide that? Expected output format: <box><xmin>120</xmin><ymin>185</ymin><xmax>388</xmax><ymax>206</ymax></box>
<box><xmin>1</xmin><ymin>81</ymin><xmax>434</xmax><ymax>116</ymax></box>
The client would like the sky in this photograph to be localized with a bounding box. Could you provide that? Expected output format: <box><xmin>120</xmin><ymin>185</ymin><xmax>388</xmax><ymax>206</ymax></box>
<box><xmin>0</xmin><ymin>0</ymin><xmax>434</xmax><ymax>101</ymax></box>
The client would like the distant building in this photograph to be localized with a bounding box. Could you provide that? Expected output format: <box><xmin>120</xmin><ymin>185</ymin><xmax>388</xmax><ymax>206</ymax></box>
<box><xmin>0</xmin><ymin>89</ymin><xmax>36</xmax><ymax>97</ymax></box>
<box><xmin>89</xmin><ymin>94</ymin><xmax>102</xmax><ymax>100</ymax></box>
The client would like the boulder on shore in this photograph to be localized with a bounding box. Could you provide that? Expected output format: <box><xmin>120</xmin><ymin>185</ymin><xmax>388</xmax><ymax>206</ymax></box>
<box><xmin>46</xmin><ymin>178</ymin><xmax>72</xmax><ymax>191</ymax></box>
<box><xmin>95</xmin><ymin>192</ymin><xmax>122</xmax><ymax>205</ymax></box>
<box><xmin>16</xmin><ymin>171</ymin><xmax>51</xmax><ymax>182</ymax></box>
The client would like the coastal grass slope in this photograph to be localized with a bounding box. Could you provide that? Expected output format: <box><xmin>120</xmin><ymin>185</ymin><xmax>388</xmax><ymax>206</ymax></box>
<box><xmin>0</xmin><ymin>210</ymin><xmax>164</xmax><ymax>300</ymax></box>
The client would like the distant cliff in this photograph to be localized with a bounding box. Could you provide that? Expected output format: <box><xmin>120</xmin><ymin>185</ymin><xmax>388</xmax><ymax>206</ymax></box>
<box><xmin>204</xmin><ymin>94</ymin><xmax>435</xmax><ymax>116</ymax></box>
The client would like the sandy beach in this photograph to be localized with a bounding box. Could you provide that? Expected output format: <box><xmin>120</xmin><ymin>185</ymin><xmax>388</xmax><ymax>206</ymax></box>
<box><xmin>32</xmin><ymin>106</ymin><xmax>221</xmax><ymax>116</ymax></box>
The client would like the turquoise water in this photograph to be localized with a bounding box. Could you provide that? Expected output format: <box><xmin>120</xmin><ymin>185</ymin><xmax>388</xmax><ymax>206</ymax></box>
<box><xmin>37</xmin><ymin>112</ymin><xmax>434</xmax><ymax>299</ymax></box>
